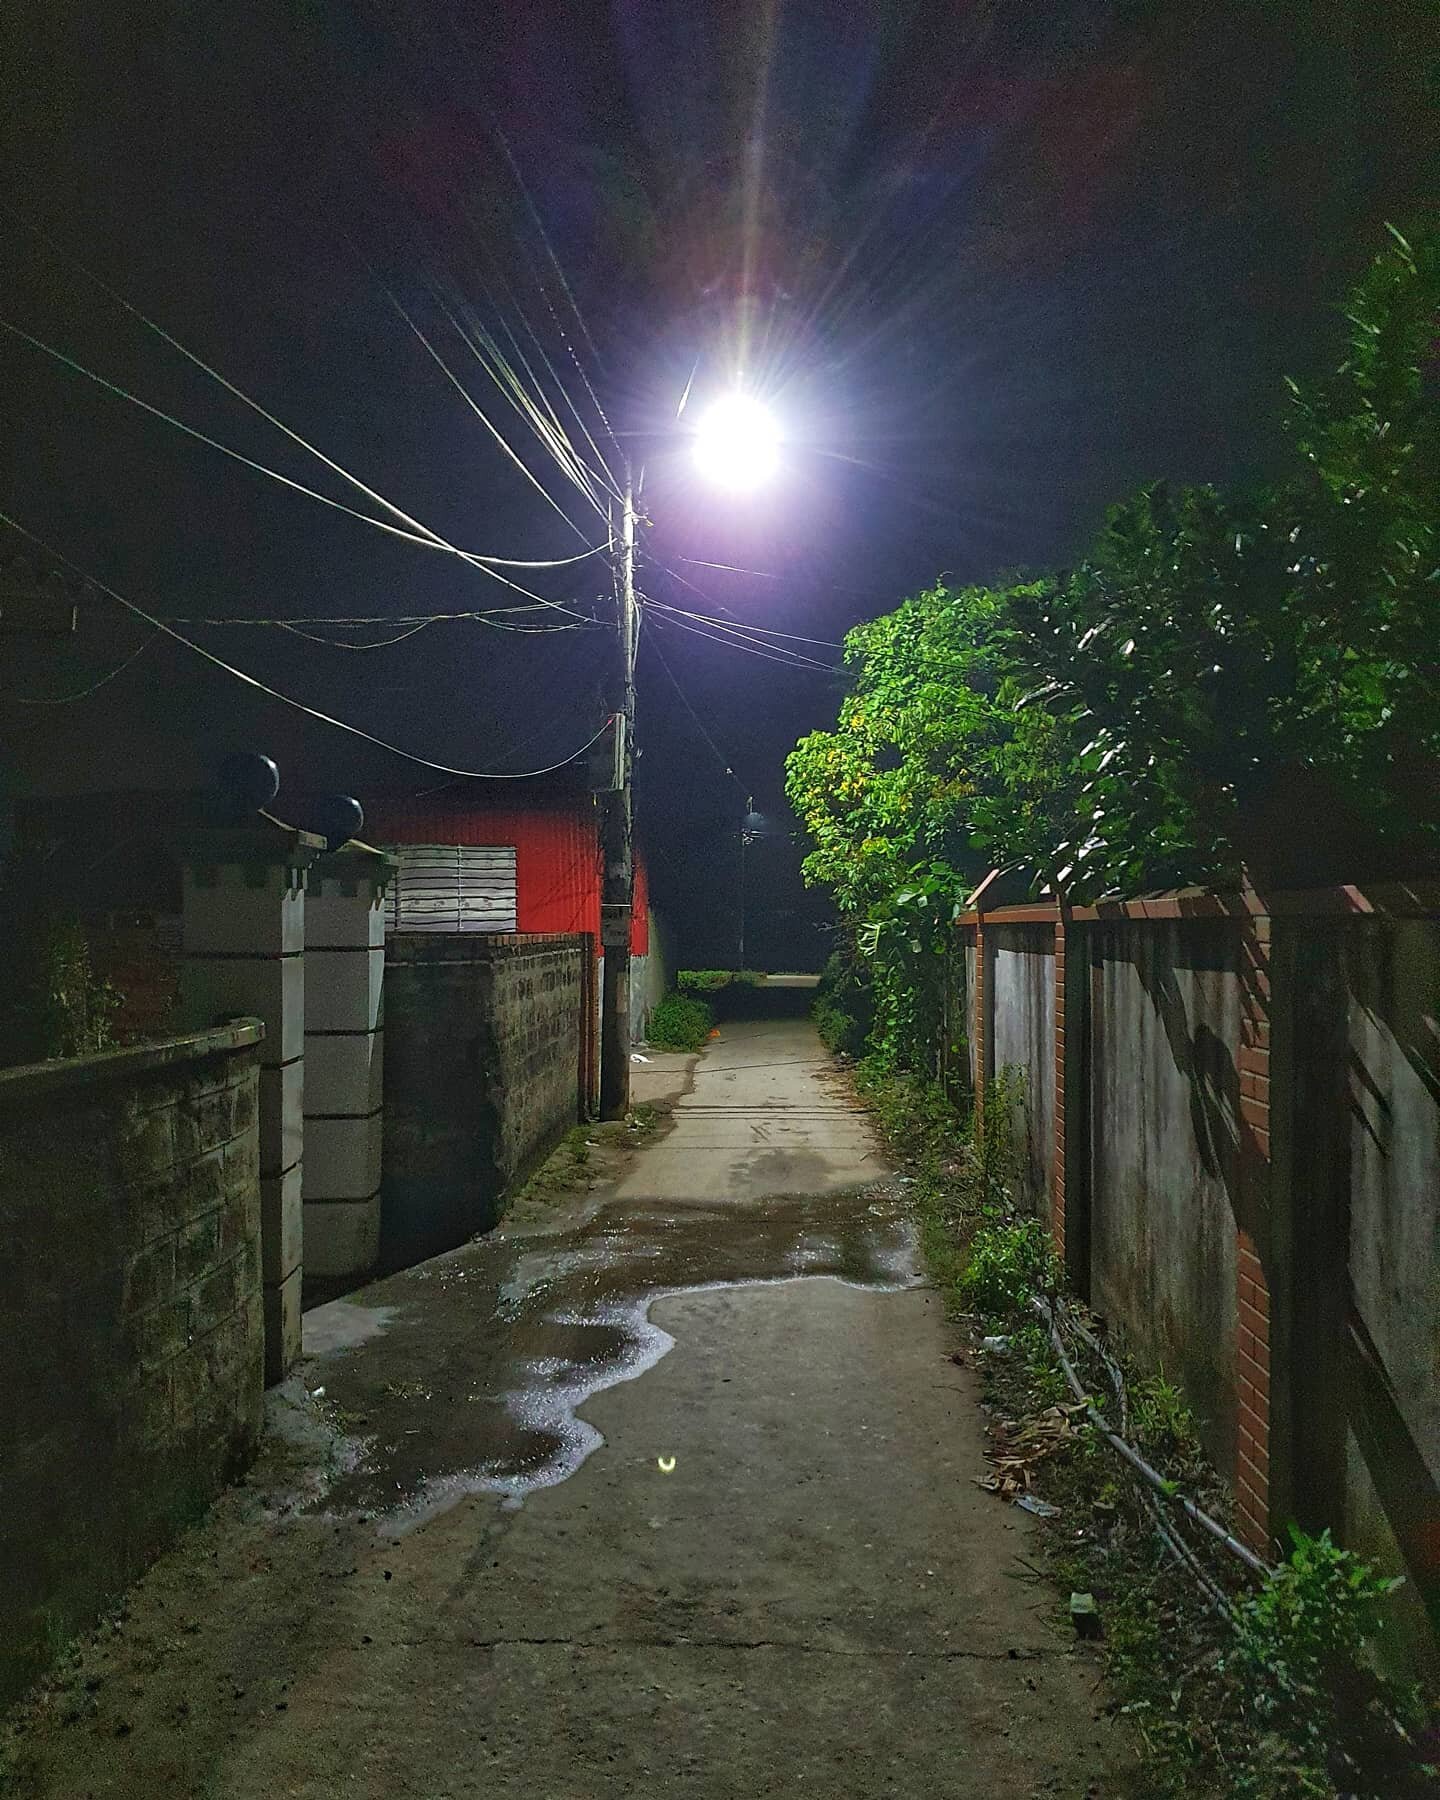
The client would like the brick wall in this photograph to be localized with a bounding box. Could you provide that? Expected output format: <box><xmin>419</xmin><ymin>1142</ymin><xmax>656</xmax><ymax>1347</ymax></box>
<box><xmin>965</xmin><ymin>882</ymin><xmax>1440</xmax><ymax>1672</ymax></box>
<box><xmin>380</xmin><ymin>933</ymin><xmax>586</xmax><ymax>1270</ymax></box>
<box><xmin>0</xmin><ymin>1021</ymin><xmax>264</xmax><ymax>1707</ymax></box>
<box><xmin>1235</xmin><ymin>906</ymin><xmax>1275</xmax><ymax>1553</ymax></box>
<box><xmin>1052</xmin><ymin>917</ymin><xmax>1067</xmax><ymax>1264</ymax></box>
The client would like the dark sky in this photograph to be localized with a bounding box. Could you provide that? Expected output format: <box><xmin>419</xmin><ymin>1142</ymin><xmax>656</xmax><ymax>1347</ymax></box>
<box><xmin>2</xmin><ymin>0</ymin><xmax>1435</xmax><ymax>962</ymax></box>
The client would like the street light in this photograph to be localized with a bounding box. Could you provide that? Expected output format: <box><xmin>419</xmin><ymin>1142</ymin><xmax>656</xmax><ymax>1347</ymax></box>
<box><xmin>691</xmin><ymin>392</ymin><xmax>781</xmax><ymax>489</ymax></box>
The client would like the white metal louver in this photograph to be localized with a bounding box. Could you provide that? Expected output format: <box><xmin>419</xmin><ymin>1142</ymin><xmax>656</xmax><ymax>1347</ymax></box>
<box><xmin>385</xmin><ymin>845</ymin><xmax>518</xmax><ymax>933</ymax></box>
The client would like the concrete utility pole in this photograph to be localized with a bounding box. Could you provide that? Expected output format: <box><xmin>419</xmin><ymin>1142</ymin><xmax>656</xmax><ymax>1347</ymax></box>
<box><xmin>599</xmin><ymin>472</ymin><xmax>637</xmax><ymax>1119</ymax></box>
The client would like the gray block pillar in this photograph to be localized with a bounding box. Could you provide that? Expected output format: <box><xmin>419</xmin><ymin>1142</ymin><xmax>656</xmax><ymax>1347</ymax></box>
<box><xmin>179</xmin><ymin>825</ymin><xmax>322</xmax><ymax>1382</ymax></box>
<box><xmin>302</xmin><ymin>846</ymin><xmax>393</xmax><ymax>1289</ymax></box>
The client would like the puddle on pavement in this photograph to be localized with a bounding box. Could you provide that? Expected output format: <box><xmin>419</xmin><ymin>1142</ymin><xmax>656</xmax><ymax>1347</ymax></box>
<box><xmin>295</xmin><ymin>1181</ymin><xmax>919</xmax><ymax>1535</ymax></box>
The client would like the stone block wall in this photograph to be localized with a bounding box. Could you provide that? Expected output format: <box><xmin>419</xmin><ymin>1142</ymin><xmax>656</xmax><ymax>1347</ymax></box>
<box><xmin>381</xmin><ymin>933</ymin><xmax>586</xmax><ymax>1269</ymax></box>
<box><xmin>0</xmin><ymin>1021</ymin><xmax>264</xmax><ymax>1707</ymax></box>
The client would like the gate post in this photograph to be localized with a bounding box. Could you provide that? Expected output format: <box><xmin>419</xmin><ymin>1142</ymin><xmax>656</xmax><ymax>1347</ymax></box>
<box><xmin>1236</xmin><ymin>885</ymin><xmax>1278</xmax><ymax>1555</ymax></box>
<box><xmin>180</xmin><ymin>820</ymin><xmax>322</xmax><ymax>1382</ymax></box>
<box><xmin>302</xmin><ymin>846</ymin><xmax>393</xmax><ymax>1291</ymax></box>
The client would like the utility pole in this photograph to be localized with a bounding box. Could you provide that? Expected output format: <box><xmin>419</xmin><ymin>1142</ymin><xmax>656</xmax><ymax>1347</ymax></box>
<box><xmin>599</xmin><ymin>470</ymin><xmax>637</xmax><ymax>1119</ymax></box>
<box><xmin>737</xmin><ymin>796</ymin><xmax>752</xmax><ymax>974</ymax></box>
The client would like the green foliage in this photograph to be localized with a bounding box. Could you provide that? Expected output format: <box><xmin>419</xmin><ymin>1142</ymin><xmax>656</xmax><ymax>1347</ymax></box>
<box><xmin>959</xmin><ymin>1215</ymin><xmax>1056</xmax><ymax>1320</ymax></box>
<box><xmin>813</xmin><ymin>947</ymin><xmax>872</xmax><ymax>1056</ymax></box>
<box><xmin>787</xmin><ymin>221</ymin><xmax>1440</xmax><ymax>978</ymax></box>
<box><xmin>1237</xmin><ymin>1528</ymin><xmax>1403</xmax><ymax>1705</ymax></box>
<box><xmin>854</xmin><ymin>1055</ymin><xmax>963</xmax><ymax>1159</ymax></box>
<box><xmin>854</xmin><ymin>1056</ymin><xmax>1434</xmax><ymax>1798</ymax></box>
<box><xmin>1225</xmin><ymin>1526</ymin><xmax>1420</xmax><ymax>1793</ymax></box>
<box><xmin>647</xmin><ymin>992</ymin><xmax>714</xmax><ymax>1053</ymax></box>
<box><xmin>785</xmin><ymin>581</ymin><xmax>1073</xmax><ymax>914</ymax></box>
<box><xmin>676</xmin><ymin>969</ymin><xmax>765</xmax><ymax>993</ymax></box>
<box><xmin>1</xmin><ymin>915</ymin><xmax>121</xmax><ymax>1066</ymax></box>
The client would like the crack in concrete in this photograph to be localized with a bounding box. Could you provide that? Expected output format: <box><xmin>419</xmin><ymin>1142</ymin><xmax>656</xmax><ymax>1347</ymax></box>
<box><xmin>411</xmin><ymin>1635</ymin><xmax>1064</xmax><ymax>1661</ymax></box>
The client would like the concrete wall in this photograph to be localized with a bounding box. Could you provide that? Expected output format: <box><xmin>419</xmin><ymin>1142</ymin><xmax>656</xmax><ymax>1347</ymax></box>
<box><xmin>631</xmin><ymin>906</ymin><xmax>670</xmax><ymax>1043</ymax></box>
<box><xmin>1088</xmin><ymin>922</ymin><xmax>1242</xmax><ymax>1479</ymax></box>
<box><xmin>1280</xmin><ymin>917</ymin><xmax>1440</xmax><ymax>1669</ymax></box>
<box><xmin>0</xmin><ymin>1022</ymin><xmax>264</xmax><ymax>1706</ymax></box>
<box><xmin>380</xmin><ymin>933</ymin><xmax>586</xmax><ymax>1268</ymax></box>
<box><xmin>964</xmin><ymin>892</ymin><xmax>1440</xmax><ymax>1668</ymax></box>
<box><xmin>988</xmin><ymin>925</ymin><xmax>1055</xmax><ymax>1217</ymax></box>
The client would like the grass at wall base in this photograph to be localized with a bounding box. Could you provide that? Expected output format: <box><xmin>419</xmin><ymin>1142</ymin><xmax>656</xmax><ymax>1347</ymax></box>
<box><xmin>849</xmin><ymin>1054</ymin><xmax>1436</xmax><ymax>1798</ymax></box>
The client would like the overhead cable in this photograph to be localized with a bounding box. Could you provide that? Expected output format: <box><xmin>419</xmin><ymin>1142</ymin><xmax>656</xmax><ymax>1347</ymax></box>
<box><xmin>0</xmin><ymin>318</ymin><xmax>596</xmax><ymax>621</ymax></box>
<box><xmin>645</xmin><ymin>631</ymin><xmax>750</xmax><ymax>798</ymax></box>
<box><xmin>372</xmin><ymin>274</ymin><xmax>611</xmax><ymax>527</ymax></box>
<box><xmin>431</xmin><ymin>282</ymin><xmax>622</xmax><ymax>508</ymax></box>
<box><xmin>0</xmin><ymin>511</ymin><xmax>615</xmax><ymax>781</ymax></box>
<box><xmin>648</xmin><ymin>608</ymin><xmax>839</xmax><ymax>675</ymax></box>
<box><xmin>645</xmin><ymin>597</ymin><xmax>842</xmax><ymax>649</ymax></box>
<box><xmin>3</xmin><ymin>211</ymin><xmax>606</xmax><ymax>564</ymax></box>
<box><xmin>3</xmin><ymin>636</ymin><xmax>153</xmax><ymax>705</ymax></box>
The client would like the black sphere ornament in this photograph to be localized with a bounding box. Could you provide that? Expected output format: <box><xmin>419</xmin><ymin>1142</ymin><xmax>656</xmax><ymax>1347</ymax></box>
<box><xmin>314</xmin><ymin>794</ymin><xmax>364</xmax><ymax>852</ymax></box>
<box><xmin>216</xmin><ymin>752</ymin><xmax>280</xmax><ymax>821</ymax></box>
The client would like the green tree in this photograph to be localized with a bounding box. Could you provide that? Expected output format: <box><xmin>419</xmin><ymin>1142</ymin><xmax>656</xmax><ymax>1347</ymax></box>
<box><xmin>790</xmin><ymin>221</ymin><xmax>1440</xmax><ymax>1059</ymax></box>
<box><xmin>1006</xmin><ymin>221</ymin><xmax>1440</xmax><ymax>896</ymax></box>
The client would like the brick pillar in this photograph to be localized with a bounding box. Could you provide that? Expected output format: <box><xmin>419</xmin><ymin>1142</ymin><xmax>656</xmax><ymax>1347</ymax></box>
<box><xmin>972</xmin><ymin>913</ymin><xmax>988</xmax><ymax>1128</ymax></box>
<box><xmin>180</xmin><ymin>825</ymin><xmax>322</xmax><ymax>1382</ymax></box>
<box><xmin>302</xmin><ymin>847</ymin><xmax>393</xmax><ymax>1291</ymax></box>
<box><xmin>1236</xmin><ymin>900</ymin><xmax>1276</xmax><ymax>1554</ymax></box>
<box><xmin>1052</xmin><ymin>914</ymin><xmax>1067</xmax><ymax>1262</ymax></box>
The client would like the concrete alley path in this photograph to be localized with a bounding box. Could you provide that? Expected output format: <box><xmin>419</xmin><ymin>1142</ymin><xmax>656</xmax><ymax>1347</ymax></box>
<box><xmin>3</xmin><ymin>1020</ymin><xmax>1138</xmax><ymax>1799</ymax></box>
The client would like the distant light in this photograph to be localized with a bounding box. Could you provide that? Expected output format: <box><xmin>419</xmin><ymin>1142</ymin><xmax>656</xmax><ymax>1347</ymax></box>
<box><xmin>657</xmin><ymin>1454</ymin><xmax>676</xmax><ymax>1474</ymax></box>
<box><xmin>692</xmin><ymin>393</ymin><xmax>780</xmax><ymax>490</ymax></box>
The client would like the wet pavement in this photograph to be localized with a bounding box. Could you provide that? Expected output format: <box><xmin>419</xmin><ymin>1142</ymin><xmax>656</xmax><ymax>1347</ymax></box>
<box><xmin>284</xmin><ymin>1020</ymin><xmax>910</xmax><ymax>1530</ymax></box>
<box><xmin>1</xmin><ymin>1018</ymin><xmax>1139</xmax><ymax>1798</ymax></box>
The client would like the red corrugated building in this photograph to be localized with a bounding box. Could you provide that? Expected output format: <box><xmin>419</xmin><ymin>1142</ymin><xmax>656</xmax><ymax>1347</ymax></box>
<box><xmin>364</xmin><ymin>789</ymin><xmax>649</xmax><ymax>955</ymax></box>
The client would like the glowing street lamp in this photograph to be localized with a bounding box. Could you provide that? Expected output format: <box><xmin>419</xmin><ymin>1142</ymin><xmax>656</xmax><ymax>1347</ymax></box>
<box><xmin>691</xmin><ymin>392</ymin><xmax>781</xmax><ymax>490</ymax></box>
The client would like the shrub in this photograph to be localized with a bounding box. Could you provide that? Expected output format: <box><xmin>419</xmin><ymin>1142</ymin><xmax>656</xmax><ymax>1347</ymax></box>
<box><xmin>959</xmin><ymin>1216</ymin><xmax>1056</xmax><ymax>1321</ymax></box>
<box><xmin>647</xmin><ymin>992</ymin><xmax>714</xmax><ymax>1052</ymax></box>
<box><xmin>677</xmin><ymin>969</ymin><xmax>765</xmax><ymax>993</ymax></box>
<box><xmin>813</xmin><ymin>948</ymin><xmax>873</xmax><ymax>1057</ymax></box>
<box><xmin>1226</xmin><ymin>1526</ymin><xmax>1418</xmax><ymax>1790</ymax></box>
<box><xmin>0</xmin><ymin>913</ymin><xmax>121</xmax><ymax>1066</ymax></box>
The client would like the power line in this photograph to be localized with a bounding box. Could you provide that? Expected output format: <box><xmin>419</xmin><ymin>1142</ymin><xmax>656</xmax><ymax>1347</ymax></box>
<box><xmin>0</xmin><ymin>510</ymin><xmax>616</xmax><ymax>781</ymax></box>
<box><xmin>3</xmin><ymin>636</ymin><xmax>153</xmax><ymax>705</ymax></box>
<box><xmin>645</xmin><ymin>630</ymin><xmax>749</xmax><ymax>798</ymax></box>
<box><xmin>641</xmin><ymin>583</ymin><xmax>841</xmax><ymax>669</ymax></box>
<box><xmin>4</xmin><ymin>209</ymin><xmax>608</xmax><ymax>566</ymax></box>
<box><xmin>155</xmin><ymin>605</ymin><xmax>590</xmax><ymax>625</ymax></box>
<box><xmin>645</xmin><ymin>597</ymin><xmax>842</xmax><ymax>648</ymax></box>
<box><xmin>490</xmin><ymin>126</ymin><xmax>620</xmax><ymax>458</ymax></box>
<box><xmin>673</xmin><ymin>555</ymin><xmax>785</xmax><ymax>581</ymax></box>
<box><xmin>423</xmin><ymin>268</ymin><xmax>624</xmax><ymax>507</ymax></box>
<box><xmin>271</xmin><ymin>617</ymin><xmax>451</xmax><ymax>650</ymax></box>
<box><xmin>0</xmin><ymin>317</ymin><xmax>596</xmax><ymax>621</ymax></box>
<box><xmin>647</xmin><ymin>607</ymin><xmax>840</xmax><ymax>675</ymax></box>
<box><xmin>371</xmin><ymin>271</ymin><xmax>612</xmax><ymax>528</ymax></box>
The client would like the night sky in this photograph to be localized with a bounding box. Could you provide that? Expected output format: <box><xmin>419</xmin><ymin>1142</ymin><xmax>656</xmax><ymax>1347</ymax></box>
<box><xmin>2</xmin><ymin>1</ymin><xmax>1435</xmax><ymax>965</ymax></box>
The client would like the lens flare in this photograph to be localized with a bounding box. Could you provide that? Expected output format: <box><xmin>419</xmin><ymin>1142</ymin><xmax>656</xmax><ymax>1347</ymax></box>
<box><xmin>692</xmin><ymin>393</ymin><xmax>780</xmax><ymax>490</ymax></box>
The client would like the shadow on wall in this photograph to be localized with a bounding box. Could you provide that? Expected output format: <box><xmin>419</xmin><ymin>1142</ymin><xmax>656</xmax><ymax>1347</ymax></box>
<box><xmin>1089</xmin><ymin>922</ymin><xmax>1242</xmax><ymax>1479</ymax></box>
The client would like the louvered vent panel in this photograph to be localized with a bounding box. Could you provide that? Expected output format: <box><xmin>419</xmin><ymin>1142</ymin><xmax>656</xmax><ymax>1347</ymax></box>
<box><xmin>385</xmin><ymin>845</ymin><xmax>517</xmax><ymax>933</ymax></box>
